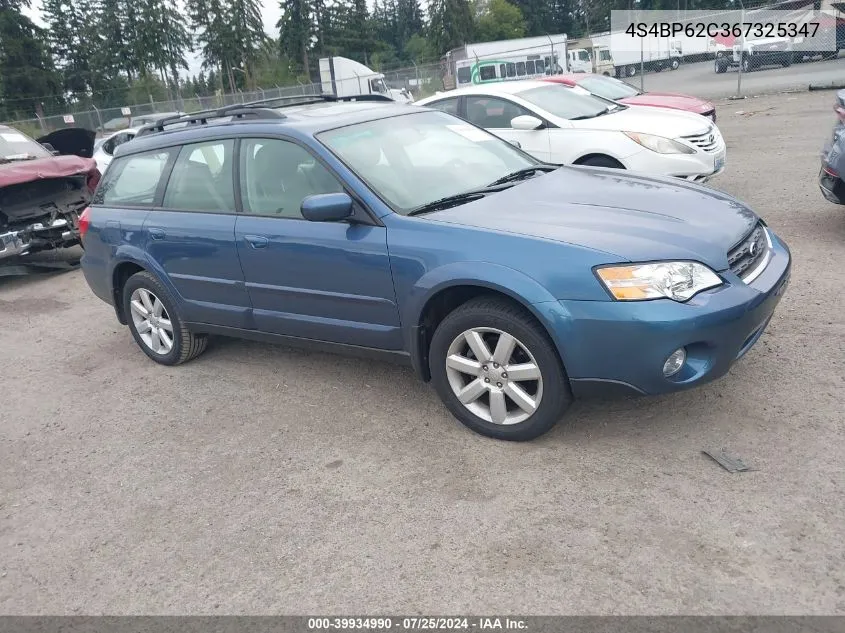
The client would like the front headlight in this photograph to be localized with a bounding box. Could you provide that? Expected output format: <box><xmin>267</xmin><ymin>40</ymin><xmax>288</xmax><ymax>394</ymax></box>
<box><xmin>595</xmin><ymin>261</ymin><xmax>723</xmax><ymax>302</ymax></box>
<box><xmin>623</xmin><ymin>131</ymin><xmax>696</xmax><ymax>154</ymax></box>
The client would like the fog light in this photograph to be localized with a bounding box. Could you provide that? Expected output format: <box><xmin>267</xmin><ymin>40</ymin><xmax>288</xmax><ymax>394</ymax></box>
<box><xmin>663</xmin><ymin>348</ymin><xmax>686</xmax><ymax>377</ymax></box>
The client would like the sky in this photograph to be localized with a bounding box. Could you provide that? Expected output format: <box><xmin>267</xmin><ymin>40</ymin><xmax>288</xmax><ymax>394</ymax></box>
<box><xmin>22</xmin><ymin>1</ymin><xmax>285</xmax><ymax>77</ymax></box>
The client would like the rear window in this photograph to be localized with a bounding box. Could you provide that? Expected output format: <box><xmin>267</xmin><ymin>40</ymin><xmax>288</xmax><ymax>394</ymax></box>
<box><xmin>94</xmin><ymin>149</ymin><xmax>172</xmax><ymax>206</ymax></box>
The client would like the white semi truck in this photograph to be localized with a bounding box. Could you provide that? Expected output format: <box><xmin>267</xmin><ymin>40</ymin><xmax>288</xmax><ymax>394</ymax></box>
<box><xmin>318</xmin><ymin>56</ymin><xmax>414</xmax><ymax>103</ymax></box>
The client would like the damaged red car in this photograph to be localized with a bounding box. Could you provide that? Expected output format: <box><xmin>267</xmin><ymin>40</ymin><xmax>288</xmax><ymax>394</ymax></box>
<box><xmin>0</xmin><ymin>125</ymin><xmax>100</xmax><ymax>262</ymax></box>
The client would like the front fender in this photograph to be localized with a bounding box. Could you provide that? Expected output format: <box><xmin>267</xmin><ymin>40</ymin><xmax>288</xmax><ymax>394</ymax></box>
<box><xmin>402</xmin><ymin>261</ymin><xmax>564</xmax><ymax>379</ymax></box>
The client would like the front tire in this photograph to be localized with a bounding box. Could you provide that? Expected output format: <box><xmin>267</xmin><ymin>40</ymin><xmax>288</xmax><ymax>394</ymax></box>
<box><xmin>429</xmin><ymin>296</ymin><xmax>573</xmax><ymax>441</ymax></box>
<box><xmin>715</xmin><ymin>57</ymin><xmax>728</xmax><ymax>73</ymax></box>
<box><xmin>671</xmin><ymin>58</ymin><xmax>680</xmax><ymax>70</ymax></box>
<box><xmin>123</xmin><ymin>271</ymin><xmax>207</xmax><ymax>365</ymax></box>
<box><xmin>741</xmin><ymin>55</ymin><xmax>752</xmax><ymax>73</ymax></box>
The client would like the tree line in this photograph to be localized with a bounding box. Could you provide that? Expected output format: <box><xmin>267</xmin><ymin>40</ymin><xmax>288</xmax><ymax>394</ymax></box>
<box><xmin>0</xmin><ymin>0</ymin><xmax>744</xmax><ymax>120</ymax></box>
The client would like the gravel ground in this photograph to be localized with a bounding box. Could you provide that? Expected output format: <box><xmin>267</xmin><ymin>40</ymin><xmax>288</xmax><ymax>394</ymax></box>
<box><xmin>1</xmin><ymin>90</ymin><xmax>844</xmax><ymax>615</ymax></box>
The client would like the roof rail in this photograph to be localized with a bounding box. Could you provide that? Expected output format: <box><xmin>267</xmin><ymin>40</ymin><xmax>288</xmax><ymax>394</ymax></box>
<box><xmin>134</xmin><ymin>92</ymin><xmax>396</xmax><ymax>137</ymax></box>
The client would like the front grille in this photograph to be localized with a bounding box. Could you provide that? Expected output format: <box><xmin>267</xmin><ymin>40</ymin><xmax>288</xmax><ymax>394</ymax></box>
<box><xmin>728</xmin><ymin>223</ymin><xmax>768</xmax><ymax>279</ymax></box>
<box><xmin>680</xmin><ymin>126</ymin><xmax>722</xmax><ymax>153</ymax></box>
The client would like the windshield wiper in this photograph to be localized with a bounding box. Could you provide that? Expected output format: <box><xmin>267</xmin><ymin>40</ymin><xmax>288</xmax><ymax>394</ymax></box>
<box><xmin>487</xmin><ymin>164</ymin><xmax>558</xmax><ymax>187</ymax></box>
<box><xmin>407</xmin><ymin>191</ymin><xmax>490</xmax><ymax>216</ymax></box>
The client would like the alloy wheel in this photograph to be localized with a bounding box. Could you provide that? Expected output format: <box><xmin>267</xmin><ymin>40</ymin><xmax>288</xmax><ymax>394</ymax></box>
<box><xmin>445</xmin><ymin>327</ymin><xmax>543</xmax><ymax>425</ymax></box>
<box><xmin>129</xmin><ymin>287</ymin><xmax>174</xmax><ymax>355</ymax></box>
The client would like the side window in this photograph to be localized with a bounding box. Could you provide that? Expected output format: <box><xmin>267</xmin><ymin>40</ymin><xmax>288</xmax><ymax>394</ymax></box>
<box><xmin>101</xmin><ymin>136</ymin><xmax>116</xmax><ymax>156</ymax></box>
<box><xmin>479</xmin><ymin>65</ymin><xmax>496</xmax><ymax>81</ymax></box>
<box><xmin>506</xmin><ymin>63</ymin><xmax>516</xmax><ymax>78</ymax></box>
<box><xmin>95</xmin><ymin>149</ymin><xmax>172</xmax><ymax>206</ymax></box>
<box><xmin>426</xmin><ymin>97</ymin><xmax>460</xmax><ymax>116</ymax></box>
<box><xmin>457</xmin><ymin>66</ymin><xmax>472</xmax><ymax>84</ymax></box>
<box><xmin>526</xmin><ymin>60</ymin><xmax>536</xmax><ymax>75</ymax></box>
<box><xmin>464</xmin><ymin>96</ymin><xmax>533</xmax><ymax>129</ymax></box>
<box><xmin>239</xmin><ymin>138</ymin><xmax>344</xmax><ymax>219</ymax></box>
<box><xmin>516</xmin><ymin>61</ymin><xmax>526</xmax><ymax>76</ymax></box>
<box><xmin>162</xmin><ymin>139</ymin><xmax>235</xmax><ymax>212</ymax></box>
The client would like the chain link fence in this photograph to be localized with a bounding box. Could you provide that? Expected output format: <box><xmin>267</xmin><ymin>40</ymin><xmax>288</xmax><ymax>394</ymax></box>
<box><xmin>2</xmin><ymin>61</ymin><xmax>446</xmax><ymax>139</ymax></box>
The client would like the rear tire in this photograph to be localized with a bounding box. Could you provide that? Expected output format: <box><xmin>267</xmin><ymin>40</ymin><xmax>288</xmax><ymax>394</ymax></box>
<box><xmin>626</xmin><ymin>64</ymin><xmax>637</xmax><ymax>77</ymax></box>
<box><xmin>428</xmin><ymin>296</ymin><xmax>572</xmax><ymax>441</ymax></box>
<box><xmin>715</xmin><ymin>57</ymin><xmax>729</xmax><ymax>74</ymax></box>
<box><xmin>122</xmin><ymin>271</ymin><xmax>207</xmax><ymax>366</ymax></box>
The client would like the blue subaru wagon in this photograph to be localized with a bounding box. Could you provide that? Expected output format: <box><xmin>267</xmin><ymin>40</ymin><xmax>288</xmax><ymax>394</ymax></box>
<box><xmin>79</xmin><ymin>95</ymin><xmax>791</xmax><ymax>441</ymax></box>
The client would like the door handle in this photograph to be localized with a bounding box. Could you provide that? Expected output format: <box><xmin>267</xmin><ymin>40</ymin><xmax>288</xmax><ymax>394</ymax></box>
<box><xmin>244</xmin><ymin>235</ymin><xmax>269</xmax><ymax>249</ymax></box>
<box><xmin>149</xmin><ymin>228</ymin><xmax>165</xmax><ymax>240</ymax></box>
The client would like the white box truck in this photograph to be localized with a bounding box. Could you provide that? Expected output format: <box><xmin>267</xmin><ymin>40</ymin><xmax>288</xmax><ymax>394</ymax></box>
<box><xmin>319</xmin><ymin>56</ymin><xmax>414</xmax><ymax>103</ymax></box>
<box><xmin>567</xmin><ymin>31</ymin><xmax>683</xmax><ymax>77</ymax></box>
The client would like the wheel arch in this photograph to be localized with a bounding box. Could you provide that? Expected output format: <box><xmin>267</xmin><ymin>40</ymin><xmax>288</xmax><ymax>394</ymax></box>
<box><xmin>405</xmin><ymin>265</ymin><xmax>570</xmax><ymax>383</ymax></box>
<box><xmin>573</xmin><ymin>153</ymin><xmax>626</xmax><ymax>168</ymax></box>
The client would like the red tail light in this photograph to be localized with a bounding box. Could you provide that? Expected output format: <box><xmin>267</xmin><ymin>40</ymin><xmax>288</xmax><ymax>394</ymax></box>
<box><xmin>78</xmin><ymin>207</ymin><xmax>91</xmax><ymax>239</ymax></box>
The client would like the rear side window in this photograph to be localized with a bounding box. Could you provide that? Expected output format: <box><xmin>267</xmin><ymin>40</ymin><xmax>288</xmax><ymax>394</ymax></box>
<box><xmin>95</xmin><ymin>149</ymin><xmax>172</xmax><ymax>206</ymax></box>
<box><xmin>162</xmin><ymin>139</ymin><xmax>235</xmax><ymax>212</ymax></box>
<box><xmin>426</xmin><ymin>97</ymin><xmax>459</xmax><ymax>116</ymax></box>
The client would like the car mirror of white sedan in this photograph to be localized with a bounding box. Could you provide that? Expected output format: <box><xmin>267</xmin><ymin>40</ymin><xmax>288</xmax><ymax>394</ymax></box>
<box><xmin>510</xmin><ymin>115</ymin><xmax>545</xmax><ymax>131</ymax></box>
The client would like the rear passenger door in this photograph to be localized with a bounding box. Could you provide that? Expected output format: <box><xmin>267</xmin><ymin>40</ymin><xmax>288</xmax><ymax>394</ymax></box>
<box><xmin>143</xmin><ymin>138</ymin><xmax>252</xmax><ymax>329</ymax></box>
<box><xmin>233</xmin><ymin>137</ymin><xmax>402</xmax><ymax>350</ymax></box>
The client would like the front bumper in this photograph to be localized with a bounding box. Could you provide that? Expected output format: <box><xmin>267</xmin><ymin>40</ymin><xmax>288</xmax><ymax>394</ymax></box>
<box><xmin>0</xmin><ymin>218</ymin><xmax>78</xmax><ymax>261</ymax></box>
<box><xmin>819</xmin><ymin>166</ymin><xmax>845</xmax><ymax>204</ymax></box>
<box><xmin>543</xmin><ymin>230</ymin><xmax>791</xmax><ymax>397</ymax></box>
<box><xmin>625</xmin><ymin>145</ymin><xmax>726</xmax><ymax>182</ymax></box>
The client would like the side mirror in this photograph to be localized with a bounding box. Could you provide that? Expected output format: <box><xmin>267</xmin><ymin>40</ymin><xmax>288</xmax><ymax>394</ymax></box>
<box><xmin>301</xmin><ymin>192</ymin><xmax>354</xmax><ymax>222</ymax></box>
<box><xmin>510</xmin><ymin>115</ymin><xmax>545</xmax><ymax>131</ymax></box>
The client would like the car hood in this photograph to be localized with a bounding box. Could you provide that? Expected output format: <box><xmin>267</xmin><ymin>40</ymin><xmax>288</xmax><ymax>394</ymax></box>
<box><xmin>0</xmin><ymin>155</ymin><xmax>98</xmax><ymax>188</ymax></box>
<box><xmin>618</xmin><ymin>92</ymin><xmax>714</xmax><ymax>114</ymax></box>
<box><xmin>427</xmin><ymin>167</ymin><xmax>759</xmax><ymax>270</ymax></box>
<box><xmin>574</xmin><ymin>104</ymin><xmax>713</xmax><ymax>138</ymax></box>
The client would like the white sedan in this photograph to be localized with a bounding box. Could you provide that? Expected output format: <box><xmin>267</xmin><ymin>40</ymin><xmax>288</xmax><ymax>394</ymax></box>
<box><xmin>93</xmin><ymin>127</ymin><xmax>141</xmax><ymax>173</ymax></box>
<box><xmin>415</xmin><ymin>80</ymin><xmax>726</xmax><ymax>183</ymax></box>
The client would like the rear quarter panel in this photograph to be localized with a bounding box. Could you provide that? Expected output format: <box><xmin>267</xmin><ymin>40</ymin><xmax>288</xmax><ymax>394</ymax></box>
<box><xmin>81</xmin><ymin>206</ymin><xmax>151</xmax><ymax>305</ymax></box>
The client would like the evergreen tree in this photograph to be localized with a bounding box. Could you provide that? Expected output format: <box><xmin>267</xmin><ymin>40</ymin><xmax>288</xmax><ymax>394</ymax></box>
<box><xmin>0</xmin><ymin>1</ymin><xmax>62</xmax><ymax>117</ymax></box>
<box><xmin>427</xmin><ymin>0</ymin><xmax>473</xmax><ymax>54</ymax></box>
<box><xmin>230</xmin><ymin>0</ymin><xmax>267</xmax><ymax>88</ymax></box>
<box><xmin>278</xmin><ymin>0</ymin><xmax>312</xmax><ymax>75</ymax></box>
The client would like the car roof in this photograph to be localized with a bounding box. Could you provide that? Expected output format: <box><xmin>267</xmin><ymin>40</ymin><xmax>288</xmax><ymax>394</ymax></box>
<box><xmin>419</xmin><ymin>80</ymin><xmax>565</xmax><ymax>100</ymax></box>
<box><xmin>119</xmin><ymin>100</ymin><xmax>419</xmax><ymax>156</ymax></box>
<box><xmin>541</xmin><ymin>74</ymin><xmax>581</xmax><ymax>85</ymax></box>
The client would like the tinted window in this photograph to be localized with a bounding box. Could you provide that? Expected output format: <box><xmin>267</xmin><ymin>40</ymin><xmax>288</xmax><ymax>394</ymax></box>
<box><xmin>162</xmin><ymin>139</ymin><xmax>235</xmax><ymax>212</ymax></box>
<box><xmin>499</xmin><ymin>64</ymin><xmax>506</xmax><ymax>77</ymax></box>
<box><xmin>479</xmin><ymin>65</ymin><xmax>496</xmax><ymax>81</ymax></box>
<box><xmin>516</xmin><ymin>62</ymin><xmax>526</xmax><ymax>76</ymax></box>
<box><xmin>457</xmin><ymin>66</ymin><xmax>471</xmax><ymax>84</ymax></box>
<box><xmin>525</xmin><ymin>60</ymin><xmax>536</xmax><ymax>74</ymax></box>
<box><xmin>426</xmin><ymin>97</ymin><xmax>460</xmax><ymax>116</ymax></box>
<box><xmin>464</xmin><ymin>96</ymin><xmax>533</xmax><ymax>129</ymax></box>
<box><xmin>239</xmin><ymin>138</ymin><xmax>343</xmax><ymax>218</ymax></box>
<box><xmin>506</xmin><ymin>63</ymin><xmax>516</xmax><ymax>78</ymax></box>
<box><xmin>96</xmin><ymin>150</ymin><xmax>172</xmax><ymax>206</ymax></box>
<box><xmin>535</xmin><ymin>58</ymin><xmax>545</xmax><ymax>73</ymax></box>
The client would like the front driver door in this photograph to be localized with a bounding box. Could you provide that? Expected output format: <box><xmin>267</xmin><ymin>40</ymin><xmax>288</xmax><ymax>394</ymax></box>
<box><xmin>233</xmin><ymin>137</ymin><xmax>403</xmax><ymax>350</ymax></box>
<box><xmin>463</xmin><ymin>95</ymin><xmax>552</xmax><ymax>162</ymax></box>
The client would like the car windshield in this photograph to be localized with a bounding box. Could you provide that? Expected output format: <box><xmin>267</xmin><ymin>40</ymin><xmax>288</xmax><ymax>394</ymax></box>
<box><xmin>317</xmin><ymin>110</ymin><xmax>538</xmax><ymax>214</ymax></box>
<box><xmin>0</xmin><ymin>126</ymin><xmax>51</xmax><ymax>160</ymax></box>
<box><xmin>577</xmin><ymin>75</ymin><xmax>641</xmax><ymax>100</ymax></box>
<box><xmin>517</xmin><ymin>84</ymin><xmax>618</xmax><ymax>120</ymax></box>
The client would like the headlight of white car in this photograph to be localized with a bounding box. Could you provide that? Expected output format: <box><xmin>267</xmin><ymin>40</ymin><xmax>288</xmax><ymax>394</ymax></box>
<box><xmin>595</xmin><ymin>261</ymin><xmax>723</xmax><ymax>302</ymax></box>
<box><xmin>623</xmin><ymin>131</ymin><xmax>696</xmax><ymax>155</ymax></box>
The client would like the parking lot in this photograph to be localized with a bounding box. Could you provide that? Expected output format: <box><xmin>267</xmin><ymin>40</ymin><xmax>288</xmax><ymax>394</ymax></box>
<box><xmin>2</xmin><ymin>89</ymin><xmax>844</xmax><ymax>615</ymax></box>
